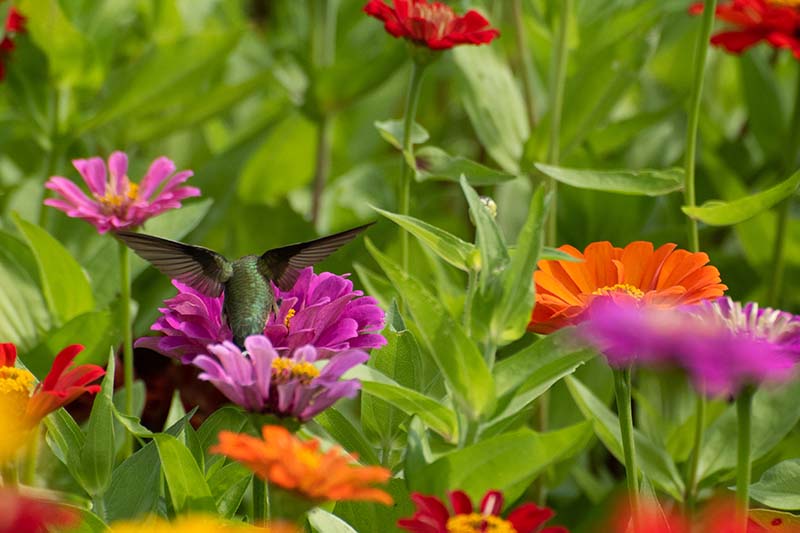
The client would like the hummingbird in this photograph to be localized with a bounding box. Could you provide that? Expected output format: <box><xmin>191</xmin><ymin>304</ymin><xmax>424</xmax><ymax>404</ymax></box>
<box><xmin>115</xmin><ymin>223</ymin><xmax>373</xmax><ymax>347</ymax></box>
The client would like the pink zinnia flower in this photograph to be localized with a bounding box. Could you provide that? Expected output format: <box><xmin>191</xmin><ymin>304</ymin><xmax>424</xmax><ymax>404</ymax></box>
<box><xmin>193</xmin><ymin>336</ymin><xmax>368</xmax><ymax>421</ymax></box>
<box><xmin>136</xmin><ymin>267</ymin><xmax>386</xmax><ymax>363</ymax></box>
<box><xmin>580</xmin><ymin>299</ymin><xmax>799</xmax><ymax>396</ymax></box>
<box><xmin>44</xmin><ymin>151</ymin><xmax>199</xmax><ymax>234</ymax></box>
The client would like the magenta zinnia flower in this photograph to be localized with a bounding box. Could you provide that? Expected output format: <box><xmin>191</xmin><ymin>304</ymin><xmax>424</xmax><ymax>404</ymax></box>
<box><xmin>581</xmin><ymin>298</ymin><xmax>798</xmax><ymax>396</ymax></box>
<box><xmin>193</xmin><ymin>336</ymin><xmax>367</xmax><ymax>421</ymax></box>
<box><xmin>136</xmin><ymin>268</ymin><xmax>386</xmax><ymax>363</ymax></box>
<box><xmin>44</xmin><ymin>151</ymin><xmax>199</xmax><ymax>234</ymax></box>
<box><xmin>397</xmin><ymin>489</ymin><xmax>567</xmax><ymax>533</ymax></box>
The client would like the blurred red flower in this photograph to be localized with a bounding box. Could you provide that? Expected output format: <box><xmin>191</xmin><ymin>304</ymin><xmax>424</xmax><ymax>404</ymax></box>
<box><xmin>364</xmin><ymin>0</ymin><xmax>499</xmax><ymax>50</ymax></box>
<box><xmin>0</xmin><ymin>489</ymin><xmax>78</xmax><ymax>533</ymax></box>
<box><xmin>5</xmin><ymin>7</ymin><xmax>26</xmax><ymax>33</ymax></box>
<box><xmin>397</xmin><ymin>489</ymin><xmax>567</xmax><ymax>533</ymax></box>
<box><xmin>689</xmin><ymin>0</ymin><xmax>800</xmax><ymax>59</ymax></box>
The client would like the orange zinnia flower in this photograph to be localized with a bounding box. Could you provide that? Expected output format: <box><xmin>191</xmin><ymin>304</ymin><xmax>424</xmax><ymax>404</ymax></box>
<box><xmin>211</xmin><ymin>425</ymin><xmax>393</xmax><ymax>505</ymax></box>
<box><xmin>528</xmin><ymin>242</ymin><xmax>727</xmax><ymax>334</ymax></box>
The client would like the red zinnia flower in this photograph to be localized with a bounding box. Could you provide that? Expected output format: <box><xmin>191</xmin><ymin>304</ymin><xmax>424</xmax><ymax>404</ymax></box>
<box><xmin>364</xmin><ymin>0</ymin><xmax>499</xmax><ymax>50</ymax></box>
<box><xmin>397</xmin><ymin>490</ymin><xmax>567</xmax><ymax>533</ymax></box>
<box><xmin>689</xmin><ymin>0</ymin><xmax>800</xmax><ymax>59</ymax></box>
<box><xmin>5</xmin><ymin>7</ymin><xmax>26</xmax><ymax>33</ymax></box>
<box><xmin>0</xmin><ymin>489</ymin><xmax>78</xmax><ymax>533</ymax></box>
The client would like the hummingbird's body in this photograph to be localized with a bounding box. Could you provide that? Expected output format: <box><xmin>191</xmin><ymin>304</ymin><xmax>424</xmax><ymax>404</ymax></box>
<box><xmin>115</xmin><ymin>223</ymin><xmax>372</xmax><ymax>348</ymax></box>
<box><xmin>224</xmin><ymin>256</ymin><xmax>274</xmax><ymax>346</ymax></box>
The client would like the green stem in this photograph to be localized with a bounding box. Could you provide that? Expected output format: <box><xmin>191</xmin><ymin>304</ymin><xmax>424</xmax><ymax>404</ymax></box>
<box><xmin>736</xmin><ymin>386</ymin><xmax>754</xmax><ymax>531</ymax></box>
<box><xmin>310</xmin><ymin>115</ymin><xmax>332</xmax><ymax>228</ymax></box>
<box><xmin>613</xmin><ymin>368</ymin><xmax>639</xmax><ymax>526</ymax></box>
<box><xmin>766</xmin><ymin>70</ymin><xmax>800</xmax><ymax>307</ymax></box>
<box><xmin>545</xmin><ymin>0</ymin><xmax>571</xmax><ymax>246</ymax></box>
<box><xmin>512</xmin><ymin>0</ymin><xmax>537</xmax><ymax>130</ymax></box>
<box><xmin>684</xmin><ymin>394</ymin><xmax>706</xmax><ymax>510</ymax></box>
<box><xmin>463</xmin><ymin>268</ymin><xmax>478</xmax><ymax>336</ymax></box>
<box><xmin>39</xmin><ymin>87</ymin><xmax>62</xmax><ymax>228</ymax></box>
<box><xmin>399</xmin><ymin>61</ymin><xmax>427</xmax><ymax>272</ymax></box>
<box><xmin>252</xmin><ymin>475</ymin><xmax>268</xmax><ymax>523</ymax></box>
<box><xmin>22</xmin><ymin>425</ymin><xmax>41</xmax><ymax>486</ymax></box>
<box><xmin>93</xmin><ymin>495</ymin><xmax>106</xmax><ymax>521</ymax></box>
<box><xmin>119</xmin><ymin>242</ymin><xmax>134</xmax><ymax>458</ymax></box>
<box><xmin>683</xmin><ymin>0</ymin><xmax>717</xmax><ymax>253</ymax></box>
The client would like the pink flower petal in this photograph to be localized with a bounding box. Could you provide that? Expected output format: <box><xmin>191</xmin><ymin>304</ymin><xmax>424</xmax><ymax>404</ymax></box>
<box><xmin>71</xmin><ymin>158</ymin><xmax>107</xmax><ymax>196</ymax></box>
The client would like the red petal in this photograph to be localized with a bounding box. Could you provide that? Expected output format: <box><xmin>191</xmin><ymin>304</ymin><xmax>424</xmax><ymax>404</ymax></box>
<box><xmin>0</xmin><ymin>342</ymin><xmax>17</xmax><ymax>366</ymax></box>
<box><xmin>710</xmin><ymin>30</ymin><xmax>765</xmax><ymax>53</ymax></box>
<box><xmin>403</xmin><ymin>493</ymin><xmax>450</xmax><ymax>530</ymax></box>
<box><xmin>41</xmin><ymin>345</ymin><xmax>84</xmax><ymax>391</ymax></box>
<box><xmin>449</xmin><ymin>490</ymin><xmax>473</xmax><ymax>515</ymax></box>
<box><xmin>688</xmin><ymin>2</ymin><xmax>704</xmax><ymax>15</ymax></box>
<box><xmin>5</xmin><ymin>8</ymin><xmax>26</xmax><ymax>33</ymax></box>
<box><xmin>0</xmin><ymin>36</ymin><xmax>14</xmax><ymax>53</ymax></box>
<box><xmin>479</xmin><ymin>490</ymin><xmax>503</xmax><ymax>516</ymax></box>
<box><xmin>507</xmin><ymin>503</ymin><xmax>556</xmax><ymax>533</ymax></box>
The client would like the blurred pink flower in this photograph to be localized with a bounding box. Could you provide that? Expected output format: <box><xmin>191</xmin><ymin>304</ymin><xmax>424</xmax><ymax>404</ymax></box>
<box><xmin>44</xmin><ymin>151</ymin><xmax>199</xmax><ymax>234</ymax></box>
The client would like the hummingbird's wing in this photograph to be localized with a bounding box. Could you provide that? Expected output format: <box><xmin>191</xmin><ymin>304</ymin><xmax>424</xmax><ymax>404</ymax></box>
<box><xmin>115</xmin><ymin>231</ymin><xmax>233</xmax><ymax>297</ymax></box>
<box><xmin>258</xmin><ymin>222</ymin><xmax>374</xmax><ymax>291</ymax></box>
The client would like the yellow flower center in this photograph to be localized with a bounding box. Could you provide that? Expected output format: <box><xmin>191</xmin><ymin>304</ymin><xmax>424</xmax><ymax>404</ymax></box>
<box><xmin>446</xmin><ymin>514</ymin><xmax>517</xmax><ymax>533</ymax></box>
<box><xmin>295</xmin><ymin>444</ymin><xmax>322</xmax><ymax>470</ymax></box>
<box><xmin>95</xmin><ymin>179</ymin><xmax>139</xmax><ymax>213</ymax></box>
<box><xmin>769</xmin><ymin>0</ymin><xmax>800</xmax><ymax>6</ymax></box>
<box><xmin>271</xmin><ymin>358</ymin><xmax>320</xmax><ymax>385</ymax></box>
<box><xmin>284</xmin><ymin>308</ymin><xmax>296</xmax><ymax>328</ymax></box>
<box><xmin>411</xmin><ymin>2</ymin><xmax>456</xmax><ymax>40</ymax></box>
<box><xmin>592</xmin><ymin>283</ymin><xmax>645</xmax><ymax>299</ymax></box>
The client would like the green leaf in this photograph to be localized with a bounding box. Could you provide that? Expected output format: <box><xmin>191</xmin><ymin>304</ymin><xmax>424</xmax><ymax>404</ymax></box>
<box><xmin>349</xmin><ymin>365</ymin><xmax>457</xmax><ymax>441</ymax></box>
<box><xmin>490</xmin><ymin>186</ymin><xmax>548</xmax><ymax>345</ymax></box>
<box><xmin>18</xmin><ymin>0</ymin><xmax>101</xmax><ymax>88</ymax></box>
<box><xmin>535</xmin><ymin>164</ymin><xmax>684</xmax><ymax>196</ymax></box>
<box><xmin>461</xmin><ymin>176</ymin><xmax>508</xmax><ymax>294</ymax></box>
<box><xmin>374</xmin><ymin>119</ymin><xmax>429</xmax><ymax>151</ymax></box>
<box><xmin>373</xmin><ymin>207</ymin><xmax>475</xmax><ymax>272</ymax></box>
<box><xmin>366</xmin><ymin>239</ymin><xmax>495</xmax><ymax>420</ymax></box>
<box><xmin>197</xmin><ymin>406</ymin><xmax>250</xmax><ymax>465</ymax></box>
<box><xmin>79</xmin><ymin>32</ymin><xmax>240</xmax><ymax>132</ymax></box>
<box><xmin>749</xmin><ymin>459</ymin><xmax>800</xmax><ymax>510</ymax></box>
<box><xmin>308</xmin><ymin>509</ymin><xmax>360</xmax><ymax>533</ymax></box>
<box><xmin>154</xmin><ymin>433</ymin><xmax>217</xmax><ymax>514</ymax></box>
<box><xmin>105</xmin><ymin>441</ymin><xmax>161</xmax><ymax>521</ymax></box>
<box><xmin>237</xmin><ymin>112</ymin><xmax>317</xmax><ymax>205</ymax></box>
<box><xmin>682</xmin><ymin>169</ymin><xmax>800</xmax><ymax>226</ymax></box>
<box><xmin>362</xmin><ymin>324</ymin><xmax>423</xmax><ymax>447</ymax></box>
<box><xmin>415</xmin><ymin>147</ymin><xmax>515</xmax><ymax>185</ymax></box>
<box><xmin>24</xmin><ymin>311</ymin><xmax>113</xmax><ymax>378</ymax></box>
<box><xmin>13</xmin><ymin>214</ymin><xmax>94</xmax><ymax>326</ymax></box>
<box><xmin>0</xmin><ymin>230</ymin><xmax>50</xmax><ymax>350</ymax></box>
<box><xmin>740</xmin><ymin>52</ymin><xmax>788</xmax><ymax>156</ymax></box>
<box><xmin>63</xmin><ymin>506</ymin><xmax>110</xmax><ymax>533</ymax></box>
<box><xmin>43</xmin><ymin>408</ymin><xmax>87</xmax><ymax>488</ymax></box>
<box><xmin>750</xmin><ymin>509</ymin><xmax>800</xmax><ymax>531</ymax></box>
<box><xmin>315</xmin><ymin>408</ymin><xmax>381</xmax><ymax>465</ymax></box>
<box><xmin>334</xmin><ymin>479</ymin><xmax>415</xmax><ymax>533</ymax></box>
<box><xmin>208</xmin><ymin>462</ymin><xmax>252</xmax><ymax>518</ymax></box>
<box><xmin>412</xmin><ymin>424</ymin><xmax>592</xmax><ymax>504</ymax></box>
<box><xmin>487</xmin><ymin>329</ymin><xmax>595</xmax><ymax>435</ymax></box>
<box><xmin>79</xmin><ymin>350</ymin><xmax>116</xmax><ymax>496</ymax></box>
<box><xmin>540</xmin><ymin>246</ymin><xmax>582</xmax><ymax>262</ymax></box>
<box><xmin>453</xmin><ymin>46</ymin><xmax>529</xmax><ymax>173</ymax></box>
<box><xmin>566</xmin><ymin>376</ymin><xmax>685</xmax><ymax>499</ymax></box>
<box><xmin>698</xmin><ymin>380</ymin><xmax>800</xmax><ymax>480</ymax></box>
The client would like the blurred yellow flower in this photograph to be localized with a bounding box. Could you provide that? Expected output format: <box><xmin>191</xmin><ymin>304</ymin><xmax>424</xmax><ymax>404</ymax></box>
<box><xmin>111</xmin><ymin>515</ymin><xmax>299</xmax><ymax>533</ymax></box>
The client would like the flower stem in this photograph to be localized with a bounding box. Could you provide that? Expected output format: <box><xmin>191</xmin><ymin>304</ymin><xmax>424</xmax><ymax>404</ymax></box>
<box><xmin>22</xmin><ymin>425</ymin><xmax>41</xmax><ymax>486</ymax></box>
<box><xmin>252</xmin><ymin>475</ymin><xmax>269</xmax><ymax>523</ymax></box>
<box><xmin>512</xmin><ymin>0</ymin><xmax>537</xmax><ymax>130</ymax></box>
<box><xmin>683</xmin><ymin>0</ymin><xmax>717</xmax><ymax>253</ymax></box>
<box><xmin>399</xmin><ymin>61</ymin><xmax>427</xmax><ymax>272</ymax></box>
<box><xmin>311</xmin><ymin>115</ymin><xmax>332</xmax><ymax>228</ymax></box>
<box><xmin>766</xmin><ymin>69</ymin><xmax>800</xmax><ymax>307</ymax></box>
<box><xmin>463</xmin><ymin>268</ymin><xmax>478</xmax><ymax>336</ymax></box>
<box><xmin>93</xmin><ymin>494</ymin><xmax>106</xmax><ymax>521</ymax></box>
<box><xmin>545</xmin><ymin>0</ymin><xmax>571</xmax><ymax>246</ymax></box>
<box><xmin>736</xmin><ymin>386</ymin><xmax>754</xmax><ymax>531</ymax></box>
<box><xmin>613</xmin><ymin>368</ymin><xmax>640</xmax><ymax>527</ymax></box>
<box><xmin>684</xmin><ymin>394</ymin><xmax>706</xmax><ymax>510</ymax></box>
<box><xmin>119</xmin><ymin>241</ymin><xmax>134</xmax><ymax>458</ymax></box>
